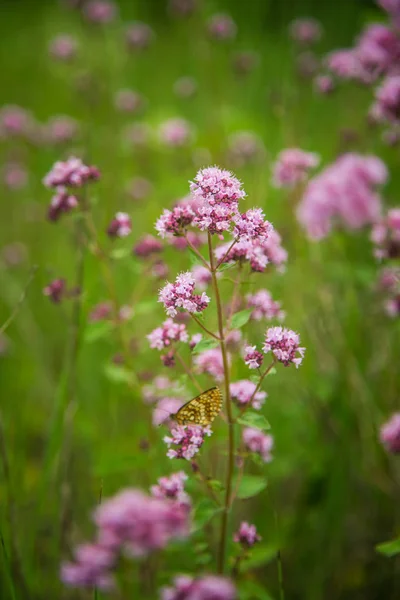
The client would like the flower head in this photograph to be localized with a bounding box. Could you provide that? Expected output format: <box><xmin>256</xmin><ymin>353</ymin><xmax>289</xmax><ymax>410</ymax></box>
<box><xmin>233</xmin><ymin>522</ymin><xmax>261</xmax><ymax>548</ymax></box>
<box><xmin>164</xmin><ymin>425</ymin><xmax>212</xmax><ymax>460</ymax></box>
<box><xmin>243</xmin><ymin>345</ymin><xmax>264</xmax><ymax>370</ymax></box>
<box><xmin>115</xmin><ymin>89</ymin><xmax>144</xmax><ymax>113</ymax></box>
<box><xmin>233</xmin><ymin>209</ymin><xmax>273</xmax><ymax>242</ymax></box>
<box><xmin>246</xmin><ymin>289</ymin><xmax>285</xmax><ymax>321</ymax></box>
<box><xmin>371</xmin><ymin>75</ymin><xmax>400</xmax><ymax>124</ymax></box>
<box><xmin>230</xmin><ymin>380</ymin><xmax>267</xmax><ymax>410</ymax></box>
<box><xmin>125</xmin><ymin>22</ymin><xmax>154</xmax><ymax>50</ymax></box>
<box><xmin>156</xmin><ymin>206</ymin><xmax>195</xmax><ymax>238</ymax></box>
<box><xmin>43</xmin><ymin>157</ymin><xmax>100</xmax><ymax>188</ymax></box>
<box><xmin>107</xmin><ymin>212</ymin><xmax>132</xmax><ymax>238</ymax></box>
<box><xmin>159</xmin><ymin>118</ymin><xmax>193</xmax><ymax>147</ymax></box>
<box><xmin>161</xmin><ymin>574</ymin><xmax>237</xmax><ymax>600</ymax></box>
<box><xmin>263</xmin><ymin>327</ymin><xmax>305</xmax><ymax>367</ymax></box>
<box><xmin>43</xmin><ymin>278</ymin><xmax>66</xmax><ymax>303</ymax></box>
<box><xmin>49</xmin><ymin>34</ymin><xmax>78</xmax><ymax>61</ymax></box>
<box><xmin>61</xmin><ymin>544</ymin><xmax>115</xmax><ymax>590</ymax></box>
<box><xmin>207</xmin><ymin>14</ymin><xmax>237</xmax><ymax>41</ymax></box>
<box><xmin>159</xmin><ymin>272</ymin><xmax>210</xmax><ymax>318</ymax></box>
<box><xmin>134</xmin><ymin>234</ymin><xmax>163</xmax><ymax>258</ymax></box>
<box><xmin>243</xmin><ymin>428</ymin><xmax>273</xmax><ymax>462</ymax></box>
<box><xmin>147</xmin><ymin>319</ymin><xmax>189</xmax><ymax>350</ymax></box>
<box><xmin>380</xmin><ymin>413</ymin><xmax>400</xmax><ymax>453</ymax></box>
<box><xmin>289</xmin><ymin>18</ymin><xmax>323</xmax><ymax>45</ymax></box>
<box><xmin>151</xmin><ymin>471</ymin><xmax>190</xmax><ymax>506</ymax></box>
<box><xmin>272</xmin><ymin>148</ymin><xmax>320</xmax><ymax>188</ymax></box>
<box><xmin>84</xmin><ymin>1</ymin><xmax>117</xmax><ymax>24</ymax></box>
<box><xmin>194</xmin><ymin>348</ymin><xmax>228</xmax><ymax>381</ymax></box>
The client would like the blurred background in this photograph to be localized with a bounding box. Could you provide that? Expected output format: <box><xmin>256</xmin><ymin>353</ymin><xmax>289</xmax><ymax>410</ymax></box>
<box><xmin>0</xmin><ymin>0</ymin><xmax>399</xmax><ymax>598</ymax></box>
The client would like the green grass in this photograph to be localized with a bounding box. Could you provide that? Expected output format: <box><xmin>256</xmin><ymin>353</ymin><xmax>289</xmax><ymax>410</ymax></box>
<box><xmin>0</xmin><ymin>0</ymin><xmax>399</xmax><ymax>598</ymax></box>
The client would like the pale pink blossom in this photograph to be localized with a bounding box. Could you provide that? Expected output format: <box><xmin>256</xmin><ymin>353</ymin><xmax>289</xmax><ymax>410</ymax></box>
<box><xmin>380</xmin><ymin>412</ymin><xmax>400</xmax><ymax>453</ymax></box>
<box><xmin>243</xmin><ymin>428</ymin><xmax>273</xmax><ymax>462</ymax></box>
<box><xmin>159</xmin><ymin>272</ymin><xmax>210</xmax><ymax>318</ymax></box>
<box><xmin>263</xmin><ymin>327</ymin><xmax>305</xmax><ymax>367</ymax></box>
<box><xmin>230</xmin><ymin>380</ymin><xmax>266</xmax><ymax>410</ymax></box>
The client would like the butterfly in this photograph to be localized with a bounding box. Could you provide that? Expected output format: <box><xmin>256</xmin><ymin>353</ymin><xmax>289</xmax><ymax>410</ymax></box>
<box><xmin>171</xmin><ymin>386</ymin><xmax>222</xmax><ymax>426</ymax></box>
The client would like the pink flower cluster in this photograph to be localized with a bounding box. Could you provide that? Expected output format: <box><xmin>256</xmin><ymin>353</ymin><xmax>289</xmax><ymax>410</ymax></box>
<box><xmin>371</xmin><ymin>75</ymin><xmax>400</xmax><ymax>124</ymax></box>
<box><xmin>125</xmin><ymin>21</ymin><xmax>154</xmax><ymax>51</ymax></box>
<box><xmin>83</xmin><ymin>0</ymin><xmax>117</xmax><ymax>24</ymax></box>
<box><xmin>61</xmin><ymin>488</ymin><xmax>189</xmax><ymax>590</ymax></box>
<box><xmin>297</xmin><ymin>153</ymin><xmax>388</xmax><ymax>239</ymax></box>
<box><xmin>43</xmin><ymin>156</ymin><xmax>100</xmax><ymax>188</ymax></box>
<box><xmin>243</xmin><ymin>427</ymin><xmax>273</xmax><ymax>463</ymax></box>
<box><xmin>207</xmin><ymin>13</ymin><xmax>237</xmax><ymax>41</ymax></box>
<box><xmin>246</xmin><ymin>289</ymin><xmax>285</xmax><ymax>321</ymax></box>
<box><xmin>45</xmin><ymin>116</ymin><xmax>79</xmax><ymax>145</ymax></box>
<box><xmin>190</xmin><ymin>167</ymin><xmax>246</xmax><ymax>234</ymax></box>
<box><xmin>380</xmin><ymin>412</ymin><xmax>400</xmax><ymax>453</ymax></box>
<box><xmin>151</xmin><ymin>471</ymin><xmax>191</xmax><ymax>506</ymax></box>
<box><xmin>379</xmin><ymin>0</ymin><xmax>400</xmax><ymax>28</ymax></box>
<box><xmin>159</xmin><ymin>272</ymin><xmax>210</xmax><ymax>318</ymax></box>
<box><xmin>115</xmin><ymin>89</ymin><xmax>144</xmax><ymax>113</ymax></box>
<box><xmin>164</xmin><ymin>425</ymin><xmax>212</xmax><ymax>460</ymax></box>
<box><xmin>230</xmin><ymin>380</ymin><xmax>267</xmax><ymax>410</ymax></box>
<box><xmin>215</xmin><ymin>230</ymin><xmax>287</xmax><ymax>273</ymax></box>
<box><xmin>159</xmin><ymin>118</ymin><xmax>193</xmax><ymax>147</ymax></box>
<box><xmin>243</xmin><ymin>345</ymin><xmax>264</xmax><ymax>370</ymax></box>
<box><xmin>147</xmin><ymin>319</ymin><xmax>189</xmax><ymax>350</ymax></box>
<box><xmin>272</xmin><ymin>148</ymin><xmax>320</xmax><ymax>188</ymax></box>
<box><xmin>162</xmin><ymin>574</ymin><xmax>237</xmax><ymax>600</ymax></box>
<box><xmin>107</xmin><ymin>212</ymin><xmax>132</xmax><ymax>238</ymax></box>
<box><xmin>233</xmin><ymin>522</ymin><xmax>261</xmax><ymax>548</ymax></box>
<box><xmin>48</xmin><ymin>188</ymin><xmax>78</xmax><ymax>221</ymax></box>
<box><xmin>156</xmin><ymin>205</ymin><xmax>195</xmax><ymax>238</ymax></box>
<box><xmin>43</xmin><ymin>278</ymin><xmax>66</xmax><ymax>303</ymax></box>
<box><xmin>194</xmin><ymin>348</ymin><xmax>228</xmax><ymax>381</ymax></box>
<box><xmin>289</xmin><ymin>18</ymin><xmax>323</xmax><ymax>45</ymax></box>
<box><xmin>233</xmin><ymin>208</ymin><xmax>272</xmax><ymax>242</ymax></box>
<box><xmin>263</xmin><ymin>327</ymin><xmax>305</xmax><ymax>367</ymax></box>
<box><xmin>49</xmin><ymin>34</ymin><xmax>78</xmax><ymax>61</ymax></box>
<box><xmin>371</xmin><ymin>207</ymin><xmax>400</xmax><ymax>259</ymax></box>
<box><xmin>134</xmin><ymin>234</ymin><xmax>163</xmax><ymax>258</ymax></box>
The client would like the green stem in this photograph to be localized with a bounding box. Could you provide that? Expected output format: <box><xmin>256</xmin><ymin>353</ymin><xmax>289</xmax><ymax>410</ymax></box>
<box><xmin>207</xmin><ymin>232</ymin><xmax>235</xmax><ymax>575</ymax></box>
<box><xmin>184</xmin><ymin>235</ymin><xmax>211</xmax><ymax>270</ymax></box>
<box><xmin>216</xmin><ymin>238</ymin><xmax>238</xmax><ymax>269</ymax></box>
<box><xmin>190</xmin><ymin>314</ymin><xmax>220</xmax><ymax>341</ymax></box>
<box><xmin>240</xmin><ymin>359</ymin><xmax>277</xmax><ymax>415</ymax></box>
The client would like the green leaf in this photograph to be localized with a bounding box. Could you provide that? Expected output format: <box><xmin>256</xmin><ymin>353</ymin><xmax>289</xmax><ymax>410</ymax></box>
<box><xmin>217</xmin><ymin>261</ymin><xmax>236</xmax><ymax>272</ymax></box>
<box><xmin>191</xmin><ymin>499</ymin><xmax>223</xmax><ymax>532</ymax></box>
<box><xmin>84</xmin><ymin>320</ymin><xmax>114</xmax><ymax>343</ymax></box>
<box><xmin>237</xmin><ymin>579</ymin><xmax>275</xmax><ymax>599</ymax></box>
<box><xmin>104</xmin><ymin>364</ymin><xmax>134</xmax><ymax>385</ymax></box>
<box><xmin>240</xmin><ymin>544</ymin><xmax>277</xmax><ymax>572</ymax></box>
<box><xmin>110</xmin><ymin>247</ymin><xmax>131</xmax><ymax>260</ymax></box>
<box><xmin>192</xmin><ymin>338</ymin><xmax>219</xmax><ymax>354</ymax></box>
<box><xmin>230</xmin><ymin>309</ymin><xmax>253</xmax><ymax>329</ymax></box>
<box><xmin>237</xmin><ymin>412</ymin><xmax>271</xmax><ymax>432</ymax></box>
<box><xmin>188</xmin><ymin>247</ymin><xmax>207</xmax><ymax>267</ymax></box>
<box><xmin>236</xmin><ymin>475</ymin><xmax>267</xmax><ymax>499</ymax></box>
<box><xmin>207</xmin><ymin>479</ymin><xmax>224</xmax><ymax>492</ymax></box>
<box><xmin>376</xmin><ymin>538</ymin><xmax>400</xmax><ymax>557</ymax></box>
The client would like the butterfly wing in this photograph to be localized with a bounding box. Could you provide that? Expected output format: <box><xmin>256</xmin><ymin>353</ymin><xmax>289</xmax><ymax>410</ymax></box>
<box><xmin>173</xmin><ymin>386</ymin><xmax>222</xmax><ymax>426</ymax></box>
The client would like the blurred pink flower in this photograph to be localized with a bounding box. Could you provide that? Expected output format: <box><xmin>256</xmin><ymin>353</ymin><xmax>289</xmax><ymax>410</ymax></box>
<box><xmin>147</xmin><ymin>319</ymin><xmax>189</xmax><ymax>350</ymax></box>
<box><xmin>314</xmin><ymin>74</ymin><xmax>335</xmax><ymax>94</ymax></box>
<box><xmin>134</xmin><ymin>234</ymin><xmax>163</xmax><ymax>258</ymax></box>
<box><xmin>208</xmin><ymin>13</ymin><xmax>237</xmax><ymax>41</ymax></box>
<box><xmin>174</xmin><ymin>77</ymin><xmax>197</xmax><ymax>98</ymax></box>
<box><xmin>0</xmin><ymin>105</ymin><xmax>34</xmax><ymax>139</ymax></box>
<box><xmin>371</xmin><ymin>207</ymin><xmax>400</xmax><ymax>259</ymax></box>
<box><xmin>43</xmin><ymin>278</ymin><xmax>66</xmax><ymax>303</ymax></box>
<box><xmin>43</xmin><ymin>156</ymin><xmax>100</xmax><ymax>188</ymax></box>
<box><xmin>233</xmin><ymin>522</ymin><xmax>261</xmax><ymax>547</ymax></box>
<box><xmin>61</xmin><ymin>544</ymin><xmax>114</xmax><ymax>590</ymax></box>
<box><xmin>233</xmin><ymin>51</ymin><xmax>259</xmax><ymax>76</ymax></box>
<box><xmin>227</xmin><ymin>131</ymin><xmax>265</xmax><ymax>166</ymax></box>
<box><xmin>243</xmin><ymin>427</ymin><xmax>273</xmax><ymax>462</ymax></box>
<box><xmin>289</xmin><ymin>18</ymin><xmax>323</xmax><ymax>45</ymax></box>
<box><xmin>272</xmin><ymin>148</ymin><xmax>320</xmax><ymax>188</ymax></box>
<box><xmin>371</xmin><ymin>75</ymin><xmax>400</xmax><ymax>124</ymax></box>
<box><xmin>230</xmin><ymin>380</ymin><xmax>266</xmax><ymax>410</ymax></box>
<box><xmin>191</xmin><ymin>265</ymin><xmax>212</xmax><ymax>291</ymax></box>
<box><xmin>153</xmin><ymin>397</ymin><xmax>183</xmax><ymax>426</ymax></box>
<box><xmin>151</xmin><ymin>471</ymin><xmax>190</xmax><ymax>506</ymax></box>
<box><xmin>48</xmin><ymin>188</ymin><xmax>78</xmax><ymax>221</ymax></box>
<box><xmin>84</xmin><ymin>1</ymin><xmax>117</xmax><ymax>24</ymax></box>
<box><xmin>168</xmin><ymin>0</ymin><xmax>198</xmax><ymax>17</ymax></box>
<box><xmin>115</xmin><ymin>89</ymin><xmax>144</xmax><ymax>114</ymax></box>
<box><xmin>107</xmin><ymin>212</ymin><xmax>132</xmax><ymax>238</ymax></box>
<box><xmin>125</xmin><ymin>22</ymin><xmax>154</xmax><ymax>50</ymax></box>
<box><xmin>380</xmin><ymin>412</ymin><xmax>400</xmax><ymax>453</ymax></box>
<box><xmin>161</xmin><ymin>574</ymin><xmax>237</xmax><ymax>600</ymax></box>
<box><xmin>2</xmin><ymin>162</ymin><xmax>28</xmax><ymax>190</ymax></box>
<box><xmin>126</xmin><ymin>176</ymin><xmax>153</xmax><ymax>201</ymax></box>
<box><xmin>246</xmin><ymin>289</ymin><xmax>285</xmax><ymax>321</ymax></box>
<box><xmin>45</xmin><ymin>116</ymin><xmax>79</xmax><ymax>145</ymax></box>
<box><xmin>297</xmin><ymin>153</ymin><xmax>387</xmax><ymax>239</ymax></box>
<box><xmin>194</xmin><ymin>348</ymin><xmax>227</xmax><ymax>382</ymax></box>
<box><xmin>49</xmin><ymin>34</ymin><xmax>78</xmax><ymax>61</ymax></box>
<box><xmin>159</xmin><ymin>118</ymin><xmax>193</xmax><ymax>147</ymax></box>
